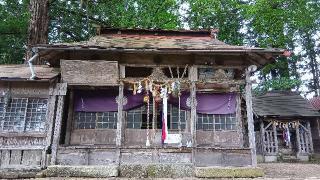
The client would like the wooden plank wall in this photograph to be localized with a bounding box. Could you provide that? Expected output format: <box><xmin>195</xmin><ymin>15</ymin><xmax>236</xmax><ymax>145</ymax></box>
<box><xmin>0</xmin><ymin>82</ymin><xmax>54</xmax><ymax>169</ymax></box>
<box><xmin>60</xmin><ymin>60</ymin><xmax>119</xmax><ymax>86</ymax></box>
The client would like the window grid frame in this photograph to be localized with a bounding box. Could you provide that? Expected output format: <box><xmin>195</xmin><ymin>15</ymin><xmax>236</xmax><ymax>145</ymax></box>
<box><xmin>126</xmin><ymin>104</ymin><xmax>188</xmax><ymax>130</ymax></box>
<box><xmin>74</xmin><ymin>111</ymin><xmax>118</xmax><ymax>130</ymax></box>
<box><xmin>197</xmin><ymin>113</ymin><xmax>236</xmax><ymax>131</ymax></box>
<box><xmin>127</xmin><ymin>106</ymin><xmax>143</xmax><ymax>129</ymax></box>
<box><xmin>169</xmin><ymin>105</ymin><xmax>187</xmax><ymax>130</ymax></box>
<box><xmin>0</xmin><ymin>97</ymin><xmax>48</xmax><ymax>133</ymax></box>
<box><xmin>25</xmin><ymin>98</ymin><xmax>48</xmax><ymax>132</ymax></box>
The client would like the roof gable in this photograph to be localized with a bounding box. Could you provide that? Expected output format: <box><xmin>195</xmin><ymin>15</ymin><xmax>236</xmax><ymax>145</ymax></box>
<box><xmin>253</xmin><ymin>91</ymin><xmax>320</xmax><ymax>117</ymax></box>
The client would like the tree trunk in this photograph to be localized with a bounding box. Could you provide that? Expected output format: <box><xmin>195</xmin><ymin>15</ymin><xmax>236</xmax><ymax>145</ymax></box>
<box><xmin>26</xmin><ymin>0</ymin><xmax>49</xmax><ymax>64</ymax></box>
<box><xmin>305</xmin><ymin>33</ymin><xmax>319</xmax><ymax>96</ymax></box>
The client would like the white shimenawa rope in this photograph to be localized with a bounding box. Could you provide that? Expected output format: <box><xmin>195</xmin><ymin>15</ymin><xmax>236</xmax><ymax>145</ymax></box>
<box><xmin>146</xmin><ymin>93</ymin><xmax>150</xmax><ymax>147</ymax></box>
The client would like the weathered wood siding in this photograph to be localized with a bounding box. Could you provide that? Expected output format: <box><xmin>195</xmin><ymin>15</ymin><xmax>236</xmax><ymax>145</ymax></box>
<box><xmin>60</xmin><ymin>60</ymin><xmax>119</xmax><ymax>86</ymax></box>
<box><xmin>124</xmin><ymin>129</ymin><xmax>191</xmax><ymax>147</ymax></box>
<box><xmin>0</xmin><ymin>149</ymin><xmax>43</xmax><ymax>169</ymax></box>
<box><xmin>70</xmin><ymin>129</ymin><xmax>117</xmax><ymax>145</ymax></box>
<box><xmin>56</xmin><ymin>148</ymin><xmax>118</xmax><ymax>165</ymax></box>
<box><xmin>196</xmin><ymin>131</ymin><xmax>242</xmax><ymax>147</ymax></box>
<box><xmin>194</xmin><ymin>148</ymin><xmax>251</xmax><ymax>167</ymax></box>
<box><xmin>0</xmin><ymin>82</ymin><xmax>53</xmax><ymax>169</ymax></box>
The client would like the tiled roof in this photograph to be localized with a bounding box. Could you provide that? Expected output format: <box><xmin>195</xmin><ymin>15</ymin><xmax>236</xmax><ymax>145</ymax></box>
<box><xmin>37</xmin><ymin>28</ymin><xmax>285</xmax><ymax>53</ymax></box>
<box><xmin>253</xmin><ymin>91</ymin><xmax>320</xmax><ymax>117</ymax></box>
<box><xmin>0</xmin><ymin>65</ymin><xmax>59</xmax><ymax>81</ymax></box>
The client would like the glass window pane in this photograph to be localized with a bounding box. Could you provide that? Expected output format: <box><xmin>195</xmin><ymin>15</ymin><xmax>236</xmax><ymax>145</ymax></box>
<box><xmin>25</xmin><ymin>98</ymin><xmax>48</xmax><ymax>132</ymax></box>
<box><xmin>3</xmin><ymin>98</ymin><xmax>28</xmax><ymax>132</ymax></box>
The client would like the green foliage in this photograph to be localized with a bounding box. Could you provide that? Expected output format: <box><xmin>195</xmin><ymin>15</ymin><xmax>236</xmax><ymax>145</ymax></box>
<box><xmin>0</xmin><ymin>0</ymin><xmax>29</xmax><ymax>64</ymax></box>
<box><xmin>1</xmin><ymin>0</ymin><xmax>320</xmax><ymax>96</ymax></box>
<box><xmin>186</xmin><ymin>0</ymin><xmax>244</xmax><ymax>45</ymax></box>
<box><xmin>254</xmin><ymin>77</ymin><xmax>301</xmax><ymax>94</ymax></box>
<box><xmin>49</xmin><ymin>0</ymin><xmax>181</xmax><ymax>43</ymax></box>
<box><xmin>242</xmin><ymin>0</ymin><xmax>320</xmax><ymax>94</ymax></box>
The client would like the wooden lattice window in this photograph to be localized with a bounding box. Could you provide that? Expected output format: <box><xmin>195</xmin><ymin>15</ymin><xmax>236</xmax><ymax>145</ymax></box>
<box><xmin>25</xmin><ymin>99</ymin><xmax>48</xmax><ymax>131</ymax></box>
<box><xmin>0</xmin><ymin>98</ymin><xmax>4</xmax><ymax>119</ymax></box>
<box><xmin>127</xmin><ymin>107</ymin><xmax>144</xmax><ymax>129</ymax></box>
<box><xmin>197</xmin><ymin>113</ymin><xmax>236</xmax><ymax>131</ymax></box>
<box><xmin>0</xmin><ymin>98</ymin><xmax>48</xmax><ymax>132</ymax></box>
<box><xmin>74</xmin><ymin>112</ymin><xmax>117</xmax><ymax>129</ymax></box>
<box><xmin>169</xmin><ymin>106</ymin><xmax>186</xmax><ymax>130</ymax></box>
<box><xmin>126</xmin><ymin>104</ymin><xmax>187</xmax><ymax>130</ymax></box>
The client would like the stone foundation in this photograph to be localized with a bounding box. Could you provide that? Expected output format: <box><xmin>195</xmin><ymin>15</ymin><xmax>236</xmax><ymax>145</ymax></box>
<box><xmin>38</xmin><ymin>164</ymin><xmax>263</xmax><ymax>178</ymax></box>
<box><xmin>264</xmin><ymin>155</ymin><xmax>278</xmax><ymax>162</ymax></box>
<box><xmin>41</xmin><ymin>165</ymin><xmax>118</xmax><ymax>178</ymax></box>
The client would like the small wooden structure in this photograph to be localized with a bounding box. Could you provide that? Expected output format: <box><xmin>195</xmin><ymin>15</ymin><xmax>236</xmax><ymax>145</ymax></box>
<box><xmin>0</xmin><ymin>28</ymin><xmax>287</xmax><ymax>176</ymax></box>
<box><xmin>253</xmin><ymin>91</ymin><xmax>320</xmax><ymax>162</ymax></box>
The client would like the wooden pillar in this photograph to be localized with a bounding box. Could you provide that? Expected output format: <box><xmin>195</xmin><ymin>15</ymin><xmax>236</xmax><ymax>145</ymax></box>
<box><xmin>296</xmin><ymin>122</ymin><xmax>301</xmax><ymax>155</ymax></box>
<box><xmin>307</xmin><ymin>121</ymin><xmax>314</xmax><ymax>153</ymax></box>
<box><xmin>44</xmin><ymin>83</ymin><xmax>57</xmax><ymax>167</ymax></box>
<box><xmin>189</xmin><ymin>66</ymin><xmax>197</xmax><ymax>164</ymax></box>
<box><xmin>260</xmin><ymin>121</ymin><xmax>265</xmax><ymax>155</ymax></box>
<box><xmin>50</xmin><ymin>83</ymin><xmax>67</xmax><ymax>165</ymax></box>
<box><xmin>245</xmin><ymin>66</ymin><xmax>257</xmax><ymax>167</ymax></box>
<box><xmin>272</xmin><ymin>122</ymin><xmax>279</xmax><ymax>154</ymax></box>
<box><xmin>64</xmin><ymin>90</ymin><xmax>74</xmax><ymax>145</ymax></box>
<box><xmin>189</xmin><ymin>66</ymin><xmax>197</xmax><ymax>146</ymax></box>
<box><xmin>116</xmin><ymin>65</ymin><xmax>125</xmax><ymax>165</ymax></box>
<box><xmin>190</xmin><ymin>82</ymin><xmax>197</xmax><ymax>147</ymax></box>
<box><xmin>236</xmin><ymin>94</ymin><xmax>243</xmax><ymax>147</ymax></box>
<box><xmin>116</xmin><ymin>82</ymin><xmax>124</xmax><ymax>147</ymax></box>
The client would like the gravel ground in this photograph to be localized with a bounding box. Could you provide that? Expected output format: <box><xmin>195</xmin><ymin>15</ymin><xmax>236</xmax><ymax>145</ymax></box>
<box><xmin>257</xmin><ymin>162</ymin><xmax>320</xmax><ymax>179</ymax></box>
<box><xmin>32</xmin><ymin>163</ymin><xmax>320</xmax><ymax>180</ymax></box>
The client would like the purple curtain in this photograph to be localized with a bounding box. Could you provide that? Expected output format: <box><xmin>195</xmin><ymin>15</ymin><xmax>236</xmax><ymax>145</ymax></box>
<box><xmin>169</xmin><ymin>92</ymin><xmax>236</xmax><ymax>114</ymax></box>
<box><xmin>74</xmin><ymin>90</ymin><xmax>236</xmax><ymax>114</ymax></box>
<box><xmin>74</xmin><ymin>90</ymin><xmax>144</xmax><ymax>112</ymax></box>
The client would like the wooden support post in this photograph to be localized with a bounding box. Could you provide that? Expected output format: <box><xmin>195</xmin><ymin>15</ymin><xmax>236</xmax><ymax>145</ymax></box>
<box><xmin>116</xmin><ymin>82</ymin><xmax>124</xmax><ymax>147</ymax></box>
<box><xmin>190</xmin><ymin>81</ymin><xmax>197</xmax><ymax>148</ymax></box>
<box><xmin>189</xmin><ymin>66</ymin><xmax>197</xmax><ymax>164</ymax></box>
<box><xmin>44</xmin><ymin>84</ymin><xmax>57</xmax><ymax>167</ymax></box>
<box><xmin>245</xmin><ymin>66</ymin><xmax>257</xmax><ymax>167</ymax></box>
<box><xmin>64</xmin><ymin>90</ymin><xmax>74</xmax><ymax>145</ymax></box>
<box><xmin>296</xmin><ymin>122</ymin><xmax>301</xmax><ymax>155</ymax></box>
<box><xmin>50</xmin><ymin>95</ymin><xmax>65</xmax><ymax>165</ymax></box>
<box><xmin>307</xmin><ymin>121</ymin><xmax>314</xmax><ymax>153</ymax></box>
<box><xmin>260</xmin><ymin>121</ymin><xmax>265</xmax><ymax>155</ymax></box>
<box><xmin>236</xmin><ymin>94</ymin><xmax>243</xmax><ymax>147</ymax></box>
<box><xmin>272</xmin><ymin>122</ymin><xmax>278</xmax><ymax>154</ymax></box>
<box><xmin>116</xmin><ymin>65</ymin><xmax>125</xmax><ymax>165</ymax></box>
<box><xmin>50</xmin><ymin>83</ymin><xmax>67</xmax><ymax>165</ymax></box>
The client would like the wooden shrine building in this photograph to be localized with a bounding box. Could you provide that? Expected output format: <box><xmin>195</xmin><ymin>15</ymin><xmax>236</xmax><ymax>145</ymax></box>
<box><xmin>253</xmin><ymin>91</ymin><xmax>320</xmax><ymax>162</ymax></box>
<box><xmin>0</xmin><ymin>28</ymin><xmax>288</xmax><ymax>178</ymax></box>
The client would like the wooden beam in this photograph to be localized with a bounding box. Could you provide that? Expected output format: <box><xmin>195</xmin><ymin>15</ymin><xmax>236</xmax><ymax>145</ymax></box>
<box><xmin>64</xmin><ymin>90</ymin><xmax>74</xmax><ymax>145</ymax></box>
<box><xmin>260</xmin><ymin>121</ymin><xmax>266</xmax><ymax>155</ymax></box>
<box><xmin>44</xmin><ymin>83</ymin><xmax>57</xmax><ymax>166</ymax></box>
<box><xmin>50</xmin><ymin>93</ymin><xmax>66</xmax><ymax>165</ymax></box>
<box><xmin>189</xmin><ymin>66</ymin><xmax>197</xmax><ymax>164</ymax></box>
<box><xmin>307</xmin><ymin>121</ymin><xmax>314</xmax><ymax>153</ymax></box>
<box><xmin>236</xmin><ymin>94</ymin><xmax>243</xmax><ymax>147</ymax></box>
<box><xmin>245</xmin><ymin>67</ymin><xmax>257</xmax><ymax>167</ymax></box>
<box><xmin>116</xmin><ymin>83</ymin><xmax>124</xmax><ymax>147</ymax></box>
<box><xmin>116</xmin><ymin>65</ymin><xmax>125</xmax><ymax>165</ymax></box>
<box><xmin>296</xmin><ymin>121</ymin><xmax>301</xmax><ymax>155</ymax></box>
<box><xmin>272</xmin><ymin>122</ymin><xmax>279</xmax><ymax>154</ymax></box>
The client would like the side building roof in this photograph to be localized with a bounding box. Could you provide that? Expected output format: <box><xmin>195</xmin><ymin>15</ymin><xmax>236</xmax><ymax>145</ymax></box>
<box><xmin>253</xmin><ymin>91</ymin><xmax>320</xmax><ymax>118</ymax></box>
<box><xmin>0</xmin><ymin>65</ymin><xmax>59</xmax><ymax>82</ymax></box>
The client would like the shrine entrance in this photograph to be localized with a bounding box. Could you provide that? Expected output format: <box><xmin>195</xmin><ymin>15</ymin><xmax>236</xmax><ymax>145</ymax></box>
<box><xmin>259</xmin><ymin>119</ymin><xmax>313</xmax><ymax>161</ymax></box>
